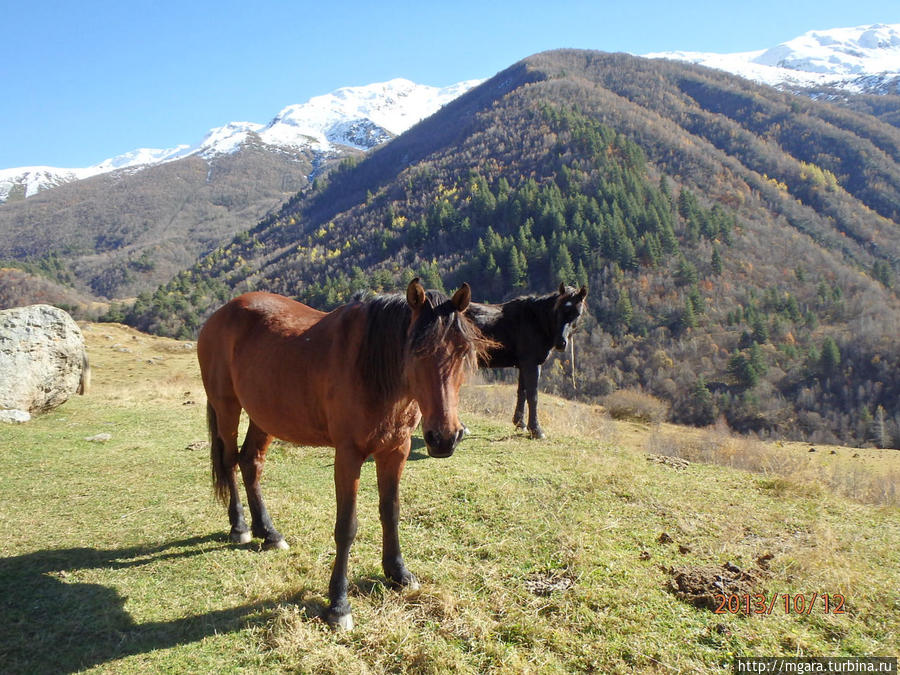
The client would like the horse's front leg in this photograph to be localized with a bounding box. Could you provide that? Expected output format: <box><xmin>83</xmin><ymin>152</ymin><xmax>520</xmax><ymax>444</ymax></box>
<box><xmin>326</xmin><ymin>447</ymin><xmax>364</xmax><ymax>630</ymax></box>
<box><xmin>375</xmin><ymin>443</ymin><xmax>419</xmax><ymax>591</ymax></box>
<box><xmin>523</xmin><ymin>364</ymin><xmax>546</xmax><ymax>439</ymax></box>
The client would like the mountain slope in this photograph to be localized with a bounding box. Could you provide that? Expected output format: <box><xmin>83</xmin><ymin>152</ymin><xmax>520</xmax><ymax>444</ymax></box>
<box><xmin>0</xmin><ymin>79</ymin><xmax>480</xmax><ymax>301</ymax></box>
<box><xmin>124</xmin><ymin>50</ymin><xmax>900</xmax><ymax>447</ymax></box>
<box><xmin>0</xmin><ymin>79</ymin><xmax>481</xmax><ymax>204</ymax></box>
<box><xmin>0</xmin><ymin>143</ymin><xmax>326</xmax><ymax>300</ymax></box>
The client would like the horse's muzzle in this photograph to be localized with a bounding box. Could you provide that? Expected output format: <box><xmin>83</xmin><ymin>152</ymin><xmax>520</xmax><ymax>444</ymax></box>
<box><xmin>424</xmin><ymin>428</ymin><xmax>465</xmax><ymax>458</ymax></box>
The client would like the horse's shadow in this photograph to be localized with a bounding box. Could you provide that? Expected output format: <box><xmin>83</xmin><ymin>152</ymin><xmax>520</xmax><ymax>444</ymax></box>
<box><xmin>409</xmin><ymin>436</ymin><xmax>429</xmax><ymax>461</ymax></box>
<box><xmin>0</xmin><ymin>535</ymin><xmax>277</xmax><ymax>674</ymax></box>
<box><xmin>407</xmin><ymin>428</ymin><xmax>520</xmax><ymax>462</ymax></box>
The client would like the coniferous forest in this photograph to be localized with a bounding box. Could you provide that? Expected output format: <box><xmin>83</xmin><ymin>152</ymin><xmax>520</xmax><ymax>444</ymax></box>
<box><xmin>109</xmin><ymin>51</ymin><xmax>900</xmax><ymax>448</ymax></box>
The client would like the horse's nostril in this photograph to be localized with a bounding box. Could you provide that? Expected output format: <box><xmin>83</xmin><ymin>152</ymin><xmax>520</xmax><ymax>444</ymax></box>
<box><xmin>424</xmin><ymin>430</ymin><xmax>439</xmax><ymax>449</ymax></box>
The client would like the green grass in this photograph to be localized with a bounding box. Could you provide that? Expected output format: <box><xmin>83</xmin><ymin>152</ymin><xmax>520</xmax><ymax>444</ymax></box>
<box><xmin>1</xmin><ymin>323</ymin><xmax>897</xmax><ymax>673</ymax></box>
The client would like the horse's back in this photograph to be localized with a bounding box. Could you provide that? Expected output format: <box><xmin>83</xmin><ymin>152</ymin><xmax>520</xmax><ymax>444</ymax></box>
<box><xmin>468</xmin><ymin>301</ymin><xmax>519</xmax><ymax>368</ymax></box>
<box><xmin>198</xmin><ymin>292</ymin><xmax>326</xmax><ymax>392</ymax></box>
<box><xmin>198</xmin><ymin>292</ymin><xmax>360</xmax><ymax>446</ymax></box>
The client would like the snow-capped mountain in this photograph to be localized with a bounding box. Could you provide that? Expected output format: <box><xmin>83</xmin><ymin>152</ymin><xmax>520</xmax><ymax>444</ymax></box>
<box><xmin>645</xmin><ymin>23</ymin><xmax>900</xmax><ymax>94</ymax></box>
<box><xmin>0</xmin><ymin>78</ymin><xmax>482</xmax><ymax>204</ymax></box>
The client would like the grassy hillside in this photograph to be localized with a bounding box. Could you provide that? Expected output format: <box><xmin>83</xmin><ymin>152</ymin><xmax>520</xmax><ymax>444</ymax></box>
<box><xmin>0</xmin><ymin>141</ymin><xmax>358</xmax><ymax>302</ymax></box>
<box><xmin>0</xmin><ymin>324</ymin><xmax>896</xmax><ymax>673</ymax></box>
<box><xmin>120</xmin><ymin>51</ymin><xmax>900</xmax><ymax>448</ymax></box>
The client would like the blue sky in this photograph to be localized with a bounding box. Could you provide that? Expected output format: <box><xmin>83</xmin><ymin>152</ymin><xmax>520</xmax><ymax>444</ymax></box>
<box><xmin>1</xmin><ymin>0</ymin><xmax>896</xmax><ymax>168</ymax></box>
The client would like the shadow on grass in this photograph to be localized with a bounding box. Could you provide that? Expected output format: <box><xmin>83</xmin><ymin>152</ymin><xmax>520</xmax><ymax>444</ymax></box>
<box><xmin>408</xmin><ymin>432</ymin><xmax>509</xmax><ymax>462</ymax></box>
<box><xmin>0</xmin><ymin>534</ymin><xmax>278</xmax><ymax>674</ymax></box>
<box><xmin>409</xmin><ymin>436</ymin><xmax>429</xmax><ymax>461</ymax></box>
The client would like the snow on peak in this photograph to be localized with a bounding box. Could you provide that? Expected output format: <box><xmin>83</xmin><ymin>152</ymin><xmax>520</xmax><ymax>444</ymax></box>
<box><xmin>752</xmin><ymin>24</ymin><xmax>900</xmax><ymax>74</ymax></box>
<box><xmin>0</xmin><ymin>78</ymin><xmax>483</xmax><ymax>203</ymax></box>
<box><xmin>257</xmin><ymin>78</ymin><xmax>484</xmax><ymax>152</ymax></box>
<box><xmin>645</xmin><ymin>23</ymin><xmax>900</xmax><ymax>92</ymax></box>
<box><xmin>91</xmin><ymin>145</ymin><xmax>193</xmax><ymax>172</ymax></box>
<box><xmin>0</xmin><ymin>146</ymin><xmax>192</xmax><ymax>203</ymax></box>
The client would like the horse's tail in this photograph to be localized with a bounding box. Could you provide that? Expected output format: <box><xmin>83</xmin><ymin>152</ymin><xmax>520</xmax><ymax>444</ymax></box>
<box><xmin>208</xmin><ymin>402</ymin><xmax>230</xmax><ymax>505</ymax></box>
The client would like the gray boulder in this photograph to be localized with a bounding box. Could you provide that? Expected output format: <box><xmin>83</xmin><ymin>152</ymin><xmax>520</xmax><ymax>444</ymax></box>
<box><xmin>0</xmin><ymin>304</ymin><xmax>89</xmax><ymax>415</ymax></box>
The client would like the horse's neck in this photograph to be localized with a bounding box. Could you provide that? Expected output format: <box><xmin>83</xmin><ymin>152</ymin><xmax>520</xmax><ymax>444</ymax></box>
<box><xmin>530</xmin><ymin>295</ymin><xmax>558</xmax><ymax>344</ymax></box>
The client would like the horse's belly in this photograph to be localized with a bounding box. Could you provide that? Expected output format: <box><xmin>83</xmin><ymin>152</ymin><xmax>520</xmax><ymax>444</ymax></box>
<box><xmin>240</xmin><ymin>397</ymin><xmax>333</xmax><ymax>448</ymax></box>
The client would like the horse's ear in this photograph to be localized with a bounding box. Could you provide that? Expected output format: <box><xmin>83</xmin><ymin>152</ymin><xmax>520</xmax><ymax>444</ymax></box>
<box><xmin>451</xmin><ymin>283</ymin><xmax>471</xmax><ymax>312</ymax></box>
<box><xmin>559</xmin><ymin>282</ymin><xmax>566</xmax><ymax>295</ymax></box>
<box><xmin>577</xmin><ymin>285</ymin><xmax>587</xmax><ymax>300</ymax></box>
<box><xmin>407</xmin><ymin>278</ymin><xmax>426</xmax><ymax>311</ymax></box>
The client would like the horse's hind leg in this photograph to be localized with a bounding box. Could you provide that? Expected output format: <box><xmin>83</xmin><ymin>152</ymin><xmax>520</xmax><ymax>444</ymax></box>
<box><xmin>513</xmin><ymin>367</ymin><xmax>527</xmax><ymax>430</ymax></box>
<box><xmin>239</xmin><ymin>419</ymin><xmax>288</xmax><ymax>550</ymax></box>
<box><xmin>208</xmin><ymin>400</ymin><xmax>251</xmax><ymax>544</ymax></box>
<box><xmin>522</xmin><ymin>364</ymin><xmax>546</xmax><ymax>439</ymax></box>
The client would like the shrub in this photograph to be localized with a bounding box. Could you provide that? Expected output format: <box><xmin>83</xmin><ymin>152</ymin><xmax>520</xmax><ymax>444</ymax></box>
<box><xmin>602</xmin><ymin>389</ymin><xmax>669</xmax><ymax>424</ymax></box>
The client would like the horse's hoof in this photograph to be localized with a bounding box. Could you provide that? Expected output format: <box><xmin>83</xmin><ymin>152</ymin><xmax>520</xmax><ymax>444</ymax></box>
<box><xmin>231</xmin><ymin>530</ymin><xmax>252</xmax><ymax>545</ymax></box>
<box><xmin>529</xmin><ymin>428</ymin><xmax>546</xmax><ymax>440</ymax></box>
<box><xmin>392</xmin><ymin>572</ymin><xmax>420</xmax><ymax>591</ymax></box>
<box><xmin>326</xmin><ymin>611</ymin><xmax>354</xmax><ymax>631</ymax></box>
<box><xmin>263</xmin><ymin>537</ymin><xmax>289</xmax><ymax>550</ymax></box>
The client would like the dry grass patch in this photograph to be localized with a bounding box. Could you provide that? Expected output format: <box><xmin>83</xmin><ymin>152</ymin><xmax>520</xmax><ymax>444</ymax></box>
<box><xmin>461</xmin><ymin>381</ymin><xmax>615</xmax><ymax>442</ymax></box>
<box><xmin>645</xmin><ymin>422</ymin><xmax>899</xmax><ymax>507</ymax></box>
<box><xmin>601</xmin><ymin>388</ymin><xmax>669</xmax><ymax>424</ymax></box>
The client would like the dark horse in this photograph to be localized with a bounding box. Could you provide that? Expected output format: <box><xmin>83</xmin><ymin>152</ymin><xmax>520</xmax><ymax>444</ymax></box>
<box><xmin>468</xmin><ymin>283</ymin><xmax>587</xmax><ymax>439</ymax></box>
<box><xmin>197</xmin><ymin>279</ymin><xmax>486</xmax><ymax>630</ymax></box>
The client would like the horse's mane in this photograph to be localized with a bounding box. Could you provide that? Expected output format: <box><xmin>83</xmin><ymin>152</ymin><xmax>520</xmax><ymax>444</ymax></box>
<box><xmin>356</xmin><ymin>290</ymin><xmax>485</xmax><ymax>402</ymax></box>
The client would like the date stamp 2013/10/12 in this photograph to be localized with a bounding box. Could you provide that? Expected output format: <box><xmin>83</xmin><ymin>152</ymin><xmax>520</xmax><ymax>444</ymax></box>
<box><xmin>714</xmin><ymin>593</ymin><xmax>846</xmax><ymax>615</ymax></box>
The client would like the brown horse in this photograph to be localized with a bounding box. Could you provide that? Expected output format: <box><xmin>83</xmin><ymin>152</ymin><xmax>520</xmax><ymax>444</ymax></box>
<box><xmin>197</xmin><ymin>279</ymin><xmax>484</xmax><ymax>629</ymax></box>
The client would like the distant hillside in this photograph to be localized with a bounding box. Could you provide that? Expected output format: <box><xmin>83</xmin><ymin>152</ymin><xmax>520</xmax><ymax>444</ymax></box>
<box><xmin>0</xmin><ymin>78</ymin><xmax>481</xmax><ymax>204</ymax></box>
<box><xmin>0</xmin><ymin>79</ymin><xmax>479</xmax><ymax>303</ymax></box>
<box><xmin>123</xmin><ymin>50</ymin><xmax>900</xmax><ymax>447</ymax></box>
<box><xmin>0</xmin><ymin>143</ymin><xmax>339</xmax><ymax>301</ymax></box>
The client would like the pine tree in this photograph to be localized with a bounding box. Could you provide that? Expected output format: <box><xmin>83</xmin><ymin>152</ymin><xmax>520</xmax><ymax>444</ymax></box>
<box><xmin>727</xmin><ymin>353</ymin><xmax>758</xmax><ymax>388</ymax></box>
<box><xmin>687</xmin><ymin>285</ymin><xmax>705</xmax><ymax>314</ymax></box>
<box><xmin>507</xmin><ymin>245</ymin><xmax>527</xmax><ymax>287</ymax></box>
<box><xmin>820</xmin><ymin>337</ymin><xmax>841</xmax><ymax>376</ymax></box>
<box><xmin>552</xmin><ymin>242</ymin><xmax>576</xmax><ymax>285</ymax></box>
<box><xmin>681</xmin><ymin>297</ymin><xmax>697</xmax><ymax>330</ymax></box>
<box><xmin>750</xmin><ymin>314</ymin><xmax>769</xmax><ymax>343</ymax></box>
<box><xmin>689</xmin><ymin>376</ymin><xmax>716</xmax><ymax>425</ymax></box>
<box><xmin>676</xmin><ymin>255</ymin><xmax>698</xmax><ymax>286</ymax></box>
<box><xmin>748</xmin><ymin>342</ymin><xmax>767</xmax><ymax>376</ymax></box>
<box><xmin>615</xmin><ymin>288</ymin><xmax>633</xmax><ymax>329</ymax></box>
<box><xmin>711</xmin><ymin>246</ymin><xmax>723</xmax><ymax>275</ymax></box>
<box><xmin>575</xmin><ymin>259</ymin><xmax>588</xmax><ymax>290</ymax></box>
<box><xmin>658</xmin><ymin>175</ymin><xmax>673</xmax><ymax>210</ymax></box>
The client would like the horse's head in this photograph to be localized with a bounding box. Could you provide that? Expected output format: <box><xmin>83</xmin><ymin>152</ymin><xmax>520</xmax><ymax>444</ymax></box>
<box><xmin>552</xmin><ymin>283</ymin><xmax>587</xmax><ymax>351</ymax></box>
<box><xmin>405</xmin><ymin>278</ymin><xmax>481</xmax><ymax>458</ymax></box>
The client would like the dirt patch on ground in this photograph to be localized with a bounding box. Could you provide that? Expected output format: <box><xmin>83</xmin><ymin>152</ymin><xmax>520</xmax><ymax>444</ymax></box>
<box><xmin>646</xmin><ymin>454</ymin><xmax>690</xmax><ymax>470</ymax></box>
<box><xmin>666</xmin><ymin>555</ymin><xmax>772</xmax><ymax>612</ymax></box>
<box><xmin>524</xmin><ymin>569</ymin><xmax>576</xmax><ymax>596</ymax></box>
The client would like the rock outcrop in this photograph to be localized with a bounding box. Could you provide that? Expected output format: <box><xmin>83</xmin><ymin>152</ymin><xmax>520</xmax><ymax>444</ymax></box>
<box><xmin>0</xmin><ymin>304</ymin><xmax>89</xmax><ymax>415</ymax></box>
